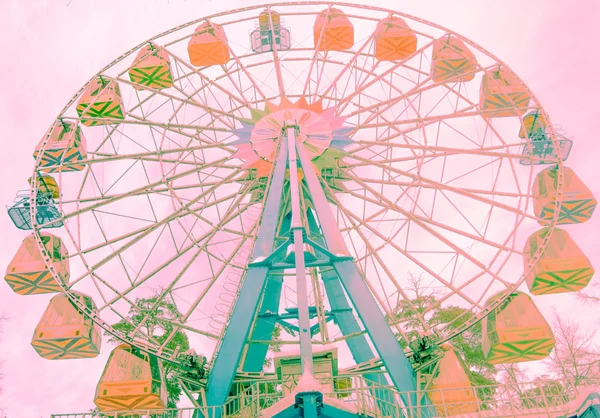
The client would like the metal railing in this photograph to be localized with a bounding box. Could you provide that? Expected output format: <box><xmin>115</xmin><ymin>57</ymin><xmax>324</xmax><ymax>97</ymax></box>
<box><xmin>50</xmin><ymin>376</ymin><xmax>600</xmax><ymax>418</ymax></box>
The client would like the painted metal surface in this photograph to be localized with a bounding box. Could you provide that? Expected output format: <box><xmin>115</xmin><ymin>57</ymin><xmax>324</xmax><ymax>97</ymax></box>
<box><xmin>205</xmin><ymin>139</ymin><xmax>288</xmax><ymax>409</ymax></box>
<box><xmin>295</xmin><ymin>139</ymin><xmax>434</xmax><ymax>415</ymax></box>
<box><xmin>287</xmin><ymin>127</ymin><xmax>315</xmax><ymax>376</ymax></box>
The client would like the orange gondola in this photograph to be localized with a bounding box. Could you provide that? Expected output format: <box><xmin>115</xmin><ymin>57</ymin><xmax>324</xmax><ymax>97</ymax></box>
<box><xmin>374</xmin><ymin>16</ymin><xmax>417</xmax><ymax>61</ymax></box>
<box><xmin>431</xmin><ymin>35</ymin><xmax>477</xmax><ymax>83</ymax></box>
<box><xmin>94</xmin><ymin>343</ymin><xmax>167</xmax><ymax>413</ymax></box>
<box><xmin>313</xmin><ymin>8</ymin><xmax>354</xmax><ymax>51</ymax></box>
<box><xmin>533</xmin><ymin>166</ymin><xmax>597</xmax><ymax>224</ymax></box>
<box><xmin>32</xmin><ymin>291</ymin><xmax>101</xmax><ymax>360</ymax></box>
<box><xmin>429</xmin><ymin>345</ymin><xmax>478</xmax><ymax>415</ymax></box>
<box><xmin>188</xmin><ymin>22</ymin><xmax>230</xmax><ymax>66</ymax></box>
<box><xmin>5</xmin><ymin>233</ymin><xmax>69</xmax><ymax>295</ymax></box>
<box><xmin>76</xmin><ymin>76</ymin><xmax>125</xmax><ymax>126</ymax></box>
<box><xmin>34</xmin><ymin>120</ymin><xmax>87</xmax><ymax>172</ymax></box>
<box><xmin>129</xmin><ymin>43</ymin><xmax>173</xmax><ymax>90</ymax></box>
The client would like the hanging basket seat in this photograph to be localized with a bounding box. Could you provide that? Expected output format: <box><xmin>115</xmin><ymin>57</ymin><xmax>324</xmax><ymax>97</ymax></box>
<box><xmin>7</xmin><ymin>190</ymin><xmax>63</xmax><ymax>230</ymax></box>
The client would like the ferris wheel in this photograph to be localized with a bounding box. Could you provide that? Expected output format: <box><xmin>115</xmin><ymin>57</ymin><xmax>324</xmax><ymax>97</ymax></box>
<box><xmin>4</xmin><ymin>2</ymin><xmax>597</xmax><ymax>417</ymax></box>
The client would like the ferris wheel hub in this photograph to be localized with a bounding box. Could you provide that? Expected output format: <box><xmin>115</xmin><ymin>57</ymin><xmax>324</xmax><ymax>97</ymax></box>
<box><xmin>230</xmin><ymin>96</ymin><xmax>352</xmax><ymax>178</ymax></box>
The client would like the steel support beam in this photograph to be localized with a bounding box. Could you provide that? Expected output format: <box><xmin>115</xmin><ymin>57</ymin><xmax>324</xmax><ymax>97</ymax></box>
<box><xmin>307</xmin><ymin>210</ymin><xmax>399</xmax><ymax>417</ymax></box>
<box><xmin>296</xmin><ymin>141</ymin><xmax>435</xmax><ymax>416</ymax></box>
<box><xmin>205</xmin><ymin>139</ymin><xmax>288</xmax><ymax>411</ymax></box>
<box><xmin>242</xmin><ymin>273</ymin><xmax>283</xmax><ymax>372</ymax></box>
<box><xmin>287</xmin><ymin>126</ymin><xmax>315</xmax><ymax>376</ymax></box>
<box><xmin>301</xmin><ymin>393</ymin><xmax>320</xmax><ymax>418</ymax></box>
<box><xmin>243</xmin><ymin>212</ymin><xmax>291</xmax><ymax>372</ymax></box>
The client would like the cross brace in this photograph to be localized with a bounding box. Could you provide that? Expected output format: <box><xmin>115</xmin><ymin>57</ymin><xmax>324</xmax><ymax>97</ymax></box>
<box><xmin>204</xmin><ymin>132</ymin><xmax>435</xmax><ymax>417</ymax></box>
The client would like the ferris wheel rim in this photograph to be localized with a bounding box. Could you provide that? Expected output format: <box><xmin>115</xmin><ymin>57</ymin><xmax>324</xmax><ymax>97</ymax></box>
<box><xmin>27</xmin><ymin>1</ymin><xmax>568</xmax><ymax>367</ymax></box>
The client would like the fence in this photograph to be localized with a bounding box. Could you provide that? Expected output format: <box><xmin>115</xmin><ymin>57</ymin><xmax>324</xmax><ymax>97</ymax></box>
<box><xmin>50</xmin><ymin>376</ymin><xmax>600</xmax><ymax>418</ymax></box>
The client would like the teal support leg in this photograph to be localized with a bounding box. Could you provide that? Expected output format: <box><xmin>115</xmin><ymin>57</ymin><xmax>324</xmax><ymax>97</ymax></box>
<box><xmin>307</xmin><ymin>210</ymin><xmax>399</xmax><ymax>417</ymax></box>
<box><xmin>296</xmin><ymin>142</ymin><xmax>435</xmax><ymax>417</ymax></box>
<box><xmin>243</xmin><ymin>214</ymin><xmax>289</xmax><ymax>372</ymax></box>
<box><xmin>300</xmin><ymin>393</ymin><xmax>321</xmax><ymax>418</ymax></box>
<box><xmin>242</xmin><ymin>273</ymin><xmax>283</xmax><ymax>372</ymax></box>
<box><xmin>286</xmin><ymin>126</ymin><xmax>315</xmax><ymax>376</ymax></box>
<box><xmin>205</xmin><ymin>140</ymin><xmax>288</xmax><ymax>413</ymax></box>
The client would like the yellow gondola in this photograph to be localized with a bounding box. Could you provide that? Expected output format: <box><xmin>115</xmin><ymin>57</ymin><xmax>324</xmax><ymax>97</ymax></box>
<box><xmin>31</xmin><ymin>291</ymin><xmax>101</xmax><ymax>360</ymax></box>
<box><xmin>482</xmin><ymin>291</ymin><xmax>555</xmax><ymax>364</ymax></box>
<box><xmin>28</xmin><ymin>174</ymin><xmax>60</xmax><ymax>199</ymax></box>
<box><xmin>479</xmin><ymin>67</ymin><xmax>531</xmax><ymax>118</ymax></box>
<box><xmin>533</xmin><ymin>166</ymin><xmax>597</xmax><ymax>224</ymax></box>
<box><xmin>76</xmin><ymin>76</ymin><xmax>125</xmax><ymax>126</ymax></box>
<box><xmin>4</xmin><ymin>233</ymin><xmax>69</xmax><ymax>295</ymax></box>
<box><xmin>33</xmin><ymin>120</ymin><xmax>87</xmax><ymax>172</ymax></box>
<box><xmin>519</xmin><ymin>110</ymin><xmax>547</xmax><ymax>139</ymax></box>
<box><xmin>524</xmin><ymin>228</ymin><xmax>594</xmax><ymax>295</ymax></box>
<box><xmin>250</xmin><ymin>9</ymin><xmax>291</xmax><ymax>53</ymax></box>
<box><xmin>258</xmin><ymin>9</ymin><xmax>281</xmax><ymax>29</ymax></box>
<box><xmin>94</xmin><ymin>343</ymin><xmax>167</xmax><ymax>413</ymax></box>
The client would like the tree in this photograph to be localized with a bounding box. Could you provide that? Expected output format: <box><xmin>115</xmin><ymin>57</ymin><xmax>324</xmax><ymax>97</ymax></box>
<box><xmin>107</xmin><ymin>296</ymin><xmax>191</xmax><ymax>408</ymax></box>
<box><xmin>498</xmin><ymin>364</ymin><xmax>568</xmax><ymax>409</ymax></box>
<box><xmin>392</xmin><ymin>274</ymin><xmax>498</xmax><ymax>406</ymax></box>
<box><xmin>518</xmin><ymin>377</ymin><xmax>570</xmax><ymax>409</ymax></box>
<box><xmin>577</xmin><ymin>281</ymin><xmax>600</xmax><ymax>304</ymax></box>
<box><xmin>544</xmin><ymin>309</ymin><xmax>600</xmax><ymax>387</ymax></box>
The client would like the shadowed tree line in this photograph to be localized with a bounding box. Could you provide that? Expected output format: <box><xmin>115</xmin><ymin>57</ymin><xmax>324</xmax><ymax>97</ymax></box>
<box><xmin>391</xmin><ymin>274</ymin><xmax>498</xmax><ymax>407</ymax></box>
<box><xmin>393</xmin><ymin>273</ymin><xmax>600</xmax><ymax>411</ymax></box>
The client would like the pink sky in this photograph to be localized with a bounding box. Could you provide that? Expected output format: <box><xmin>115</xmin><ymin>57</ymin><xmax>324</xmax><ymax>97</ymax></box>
<box><xmin>0</xmin><ymin>0</ymin><xmax>599</xmax><ymax>417</ymax></box>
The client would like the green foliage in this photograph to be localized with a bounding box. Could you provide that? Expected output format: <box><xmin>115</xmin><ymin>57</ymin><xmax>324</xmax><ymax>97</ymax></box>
<box><xmin>107</xmin><ymin>296</ymin><xmax>190</xmax><ymax>408</ymax></box>
<box><xmin>262</xmin><ymin>323</ymin><xmax>283</xmax><ymax>369</ymax></box>
<box><xmin>431</xmin><ymin>306</ymin><xmax>496</xmax><ymax>379</ymax></box>
<box><xmin>432</xmin><ymin>306</ymin><xmax>498</xmax><ymax>408</ymax></box>
<box><xmin>519</xmin><ymin>379</ymin><xmax>570</xmax><ymax>408</ymax></box>
<box><xmin>391</xmin><ymin>274</ymin><xmax>498</xmax><ymax>404</ymax></box>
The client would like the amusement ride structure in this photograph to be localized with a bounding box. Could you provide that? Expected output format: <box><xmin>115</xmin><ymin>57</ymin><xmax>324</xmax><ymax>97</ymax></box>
<box><xmin>4</xmin><ymin>2</ymin><xmax>599</xmax><ymax>417</ymax></box>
